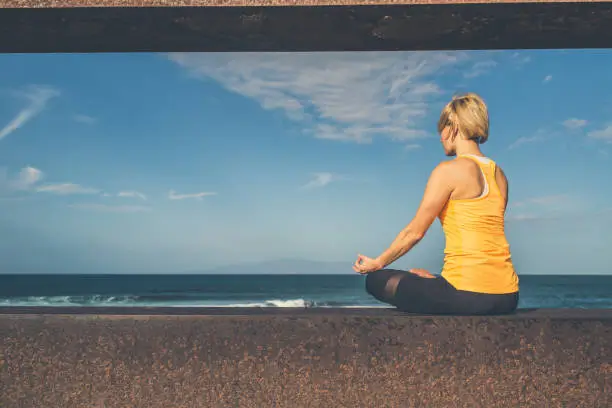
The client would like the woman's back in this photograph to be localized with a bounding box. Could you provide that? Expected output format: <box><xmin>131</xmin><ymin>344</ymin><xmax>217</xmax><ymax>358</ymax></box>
<box><xmin>356</xmin><ymin>92</ymin><xmax>519</xmax><ymax>315</ymax></box>
<box><xmin>439</xmin><ymin>154</ymin><xmax>519</xmax><ymax>294</ymax></box>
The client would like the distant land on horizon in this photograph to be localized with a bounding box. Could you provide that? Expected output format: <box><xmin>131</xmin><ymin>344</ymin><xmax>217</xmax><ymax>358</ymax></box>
<box><xmin>0</xmin><ymin>259</ymin><xmax>354</xmax><ymax>275</ymax></box>
<box><xmin>1</xmin><ymin>259</ymin><xmax>609</xmax><ymax>275</ymax></box>
<box><xmin>195</xmin><ymin>259</ymin><xmax>354</xmax><ymax>275</ymax></box>
<box><xmin>189</xmin><ymin>259</ymin><xmax>612</xmax><ymax>276</ymax></box>
<box><xmin>0</xmin><ymin>259</ymin><xmax>612</xmax><ymax>277</ymax></box>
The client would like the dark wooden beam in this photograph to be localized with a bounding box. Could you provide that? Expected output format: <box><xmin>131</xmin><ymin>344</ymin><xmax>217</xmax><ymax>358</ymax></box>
<box><xmin>0</xmin><ymin>3</ymin><xmax>611</xmax><ymax>53</ymax></box>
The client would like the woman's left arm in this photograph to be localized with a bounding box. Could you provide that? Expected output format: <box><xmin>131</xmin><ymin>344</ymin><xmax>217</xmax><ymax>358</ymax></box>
<box><xmin>354</xmin><ymin>162</ymin><xmax>455</xmax><ymax>273</ymax></box>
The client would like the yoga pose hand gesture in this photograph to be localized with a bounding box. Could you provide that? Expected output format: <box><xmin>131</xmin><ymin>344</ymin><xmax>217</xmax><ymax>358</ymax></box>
<box><xmin>352</xmin><ymin>254</ymin><xmax>384</xmax><ymax>274</ymax></box>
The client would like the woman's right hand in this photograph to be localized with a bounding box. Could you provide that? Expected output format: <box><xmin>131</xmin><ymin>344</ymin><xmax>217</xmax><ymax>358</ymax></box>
<box><xmin>352</xmin><ymin>254</ymin><xmax>384</xmax><ymax>274</ymax></box>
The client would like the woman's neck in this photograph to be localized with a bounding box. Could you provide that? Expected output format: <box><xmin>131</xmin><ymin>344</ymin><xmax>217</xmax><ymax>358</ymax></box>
<box><xmin>455</xmin><ymin>139</ymin><xmax>484</xmax><ymax>157</ymax></box>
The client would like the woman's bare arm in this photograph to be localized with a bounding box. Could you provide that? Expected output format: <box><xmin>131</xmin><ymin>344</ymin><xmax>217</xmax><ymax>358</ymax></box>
<box><xmin>374</xmin><ymin>162</ymin><xmax>456</xmax><ymax>268</ymax></box>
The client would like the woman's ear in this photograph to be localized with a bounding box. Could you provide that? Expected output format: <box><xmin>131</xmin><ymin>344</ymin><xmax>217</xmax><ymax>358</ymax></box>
<box><xmin>449</xmin><ymin>125</ymin><xmax>458</xmax><ymax>141</ymax></box>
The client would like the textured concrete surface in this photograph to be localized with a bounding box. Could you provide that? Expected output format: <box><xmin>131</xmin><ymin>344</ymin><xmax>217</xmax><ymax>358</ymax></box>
<box><xmin>1</xmin><ymin>308</ymin><xmax>611</xmax><ymax>407</ymax></box>
<box><xmin>0</xmin><ymin>0</ymin><xmax>608</xmax><ymax>9</ymax></box>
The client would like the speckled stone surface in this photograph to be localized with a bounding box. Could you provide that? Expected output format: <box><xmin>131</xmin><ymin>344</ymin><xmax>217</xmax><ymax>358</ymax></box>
<box><xmin>0</xmin><ymin>0</ymin><xmax>607</xmax><ymax>9</ymax></box>
<box><xmin>1</xmin><ymin>308</ymin><xmax>611</xmax><ymax>407</ymax></box>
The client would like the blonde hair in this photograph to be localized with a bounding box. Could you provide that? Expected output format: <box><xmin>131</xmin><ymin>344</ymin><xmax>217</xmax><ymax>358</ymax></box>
<box><xmin>437</xmin><ymin>92</ymin><xmax>489</xmax><ymax>144</ymax></box>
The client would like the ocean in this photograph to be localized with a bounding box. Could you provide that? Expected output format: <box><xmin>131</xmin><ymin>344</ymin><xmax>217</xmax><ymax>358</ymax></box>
<box><xmin>1</xmin><ymin>274</ymin><xmax>611</xmax><ymax>309</ymax></box>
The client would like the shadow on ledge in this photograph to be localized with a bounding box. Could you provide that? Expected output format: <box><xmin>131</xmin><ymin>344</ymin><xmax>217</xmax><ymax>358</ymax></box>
<box><xmin>1</xmin><ymin>307</ymin><xmax>611</xmax><ymax>407</ymax></box>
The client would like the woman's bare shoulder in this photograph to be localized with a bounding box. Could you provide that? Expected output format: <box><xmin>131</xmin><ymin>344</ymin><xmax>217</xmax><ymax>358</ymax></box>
<box><xmin>431</xmin><ymin>159</ymin><xmax>460</xmax><ymax>177</ymax></box>
<box><xmin>444</xmin><ymin>156</ymin><xmax>480</xmax><ymax>173</ymax></box>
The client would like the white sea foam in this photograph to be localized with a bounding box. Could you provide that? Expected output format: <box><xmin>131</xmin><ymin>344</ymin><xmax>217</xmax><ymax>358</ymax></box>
<box><xmin>0</xmin><ymin>296</ymin><xmax>385</xmax><ymax>308</ymax></box>
<box><xmin>225</xmin><ymin>299</ymin><xmax>313</xmax><ymax>308</ymax></box>
<box><xmin>0</xmin><ymin>295</ymin><xmax>139</xmax><ymax>307</ymax></box>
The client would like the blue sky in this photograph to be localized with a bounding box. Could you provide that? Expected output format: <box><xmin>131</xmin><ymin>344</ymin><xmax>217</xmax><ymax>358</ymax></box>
<box><xmin>0</xmin><ymin>49</ymin><xmax>610</xmax><ymax>274</ymax></box>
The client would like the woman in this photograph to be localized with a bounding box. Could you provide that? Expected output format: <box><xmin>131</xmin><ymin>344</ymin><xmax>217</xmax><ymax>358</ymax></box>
<box><xmin>353</xmin><ymin>93</ymin><xmax>519</xmax><ymax>315</ymax></box>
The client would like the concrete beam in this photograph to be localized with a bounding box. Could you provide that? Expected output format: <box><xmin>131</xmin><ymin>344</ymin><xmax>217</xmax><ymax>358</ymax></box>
<box><xmin>1</xmin><ymin>308</ymin><xmax>611</xmax><ymax>407</ymax></box>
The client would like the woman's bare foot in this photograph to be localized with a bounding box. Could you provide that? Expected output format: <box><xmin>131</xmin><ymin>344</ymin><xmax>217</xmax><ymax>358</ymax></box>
<box><xmin>408</xmin><ymin>268</ymin><xmax>436</xmax><ymax>279</ymax></box>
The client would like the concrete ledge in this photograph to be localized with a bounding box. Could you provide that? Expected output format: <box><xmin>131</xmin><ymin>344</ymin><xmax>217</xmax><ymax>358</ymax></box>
<box><xmin>1</xmin><ymin>308</ymin><xmax>611</xmax><ymax>407</ymax></box>
<box><xmin>1</xmin><ymin>0</ymin><xmax>609</xmax><ymax>8</ymax></box>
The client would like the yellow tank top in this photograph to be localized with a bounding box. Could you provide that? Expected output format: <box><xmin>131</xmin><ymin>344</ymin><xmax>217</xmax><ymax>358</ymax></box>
<box><xmin>439</xmin><ymin>154</ymin><xmax>519</xmax><ymax>294</ymax></box>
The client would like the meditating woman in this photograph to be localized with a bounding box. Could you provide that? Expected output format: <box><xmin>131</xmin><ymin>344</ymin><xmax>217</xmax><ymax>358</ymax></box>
<box><xmin>353</xmin><ymin>93</ymin><xmax>519</xmax><ymax>315</ymax></box>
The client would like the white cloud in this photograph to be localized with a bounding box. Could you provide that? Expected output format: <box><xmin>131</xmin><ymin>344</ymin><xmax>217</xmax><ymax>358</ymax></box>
<box><xmin>510</xmin><ymin>119</ymin><xmax>589</xmax><ymax>150</ymax></box>
<box><xmin>511</xmin><ymin>194</ymin><xmax>578</xmax><ymax>220</ymax></box>
<box><xmin>36</xmin><ymin>183</ymin><xmax>100</xmax><ymax>195</ymax></box>
<box><xmin>515</xmin><ymin>194</ymin><xmax>569</xmax><ymax>207</ymax></box>
<box><xmin>464</xmin><ymin>60</ymin><xmax>497</xmax><ymax>78</ymax></box>
<box><xmin>10</xmin><ymin>166</ymin><xmax>44</xmax><ymax>190</ymax></box>
<box><xmin>0</xmin><ymin>196</ymin><xmax>26</xmax><ymax>203</ymax></box>
<box><xmin>562</xmin><ymin>118</ymin><xmax>587</xmax><ymax>129</ymax></box>
<box><xmin>300</xmin><ymin>172</ymin><xmax>342</xmax><ymax>190</ymax></box>
<box><xmin>508</xmin><ymin>206</ymin><xmax>611</xmax><ymax>224</ymax></box>
<box><xmin>587</xmin><ymin>124</ymin><xmax>612</xmax><ymax>142</ymax></box>
<box><xmin>507</xmin><ymin>214</ymin><xmax>540</xmax><ymax>221</ymax></box>
<box><xmin>73</xmin><ymin>114</ymin><xmax>97</xmax><ymax>124</ymax></box>
<box><xmin>118</xmin><ymin>190</ymin><xmax>147</xmax><ymax>200</ymax></box>
<box><xmin>168</xmin><ymin>189</ymin><xmax>217</xmax><ymax>200</ymax></box>
<box><xmin>509</xmin><ymin>194</ymin><xmax>574</xmax><ymax>222</ymax></box>
<box><xmin>510</xmin><ymin>52</ymin><xmax>531</xmax><ymax>67</ymax></box>
<box><xmin>0</xmin><ymin>165</ymin><xmax>102</xmax><ymax>199</ymax></box>
<box><xmin>0</xmin><ymin>85</ymin><xmax>60</xmax><ymax>141</ymax></box>
<box><xmin>508</xmin><ymin>135</ymin><xmax>544</xmax><ymax>150</ymax></box>
<box><xmin>507</xmin><ymin>127</ymin><xmax>560</xmax><ymax>150</ymax></box>
<box><xmin>404</xmin><ymin>143</ymin><xmax>422</xmax><ymax>151</ymax></box>
<box><xmin>0</xmin><ymin>165</ymin><xmax>44</xmax><ymax>194</ymax></box>
<box><xmin>69</xmin><ymin>203</ymin><xmax>151</xmax><ymax>213</ymax></box>
<box><xmin>167</xmin><ymin>51</ymin><xmax>478</xmax><ymax>144</ymax></box>
<box><xmin>543</xmin><ymin>75</ymin><xmax>553</xmax><ymax>83</ymax></box>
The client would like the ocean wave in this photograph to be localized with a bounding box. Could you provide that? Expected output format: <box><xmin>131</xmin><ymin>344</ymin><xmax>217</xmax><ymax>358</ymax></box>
<box><xmin>0</xmin><ymin>295</ymin><xmax>385</xmax><ymax>308</ymax></box>
<box><xmin>225</xmin><ymin>299</ymin><xmax>313</xmax><ymax>308</ymax></box>
<box><xmin>0</xmin><ymin>295</ymin><xmax>139</xmax><ymax>307</ymax></box>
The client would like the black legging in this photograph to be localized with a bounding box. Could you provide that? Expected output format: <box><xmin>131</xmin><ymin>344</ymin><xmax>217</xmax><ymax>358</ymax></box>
<box><xmin>365</xmin><ymin>269</ymin><xmax>519</xmax><ymax>315</ymax></box>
